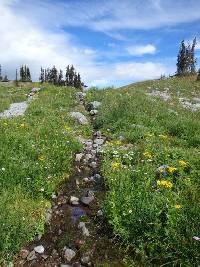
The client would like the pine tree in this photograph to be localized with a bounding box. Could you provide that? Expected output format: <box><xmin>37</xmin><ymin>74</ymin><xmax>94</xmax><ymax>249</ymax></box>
<box><xmin>58</xmin><ymin>70</ymin><xmax>63</xmax><ymax>86</ymax></box>
<box><xmin>39</xmin><ymin>67</ymin><xmax>45</xmax><ymax>83</ymax></box>
<box><xmin>69</xmin><ymin>65</ymin><xmax>75</xmax><ymax>86</ymax></box>
<box><xmin>77</xmin><ymin>73</ymin><xmax>82</xmax><ymax>89</ymax></box>
<box><xmin>65</xmin><ymin>65</ymin><xmax>70</xmax><ymax>86</ymax></box>
<box><xmin>26</xmin><ymin>67</ymin><xmax>32</xmax><ymax>82</ymax></box>
<box><xmin>2</xmin><ymin>75</ymin><xmax>9</xmax><ymax>82</ymax></box>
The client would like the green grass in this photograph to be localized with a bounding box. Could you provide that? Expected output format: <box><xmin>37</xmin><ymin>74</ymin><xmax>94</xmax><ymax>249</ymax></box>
<box><xmin>87</xmin><ymin>77</ymin><xmax>200</xmax><ymax>266</ymax></box>
<box><xmin>0</xmin><ymin>82</ymin><xmax>32</xmax><ymax>112</ymax></box>
<box><xmin>0</xmin><ymin>84</ymin><xmax>91</xmax><ymax>263</ymax></box>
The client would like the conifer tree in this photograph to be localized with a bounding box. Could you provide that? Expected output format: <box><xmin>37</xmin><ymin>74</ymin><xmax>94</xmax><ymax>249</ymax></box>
<box><xmin>69</xmin><ymin>65</ymin><xmax>75</xmax><ymax>86</ymax></box>
<box><xmin>39</xmin><ymin>67</ymin><xmax>45</xmax><ymax>83</ymax></box>
<box><xmin>65</xmin><ymin>65</ymin><xmax>70</xmax><ymax>86</ymax></box>
<box><xmin>58</xmin><ymin>70</ymin><xmax>64</xmax><ymax>86</ymax></box>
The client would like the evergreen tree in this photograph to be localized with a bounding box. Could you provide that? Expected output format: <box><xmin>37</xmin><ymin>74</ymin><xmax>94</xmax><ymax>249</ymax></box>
<box><xmin>65</xmin><ymin>65</ymin><xmax>70</xmax><ymax>86</ymax></box>
<box><xmin>2</xmin><ymin>75</ymin><xmax>9</xmax><ymax>82</ymax></box>
<box><xmin>39</xmin><ymin>67</ymin><xmax>45</xmax><ymax>83</ymax></box>
<box><xmin>69</xmin><ymin>65</ymin><xmax>75</xmax><ymax>86</ymax></box>
<box><xmin>77</xmin><ymin>73</ymin><xmax>82</xmax><ymax>89</ymax></box>
<box><xmin>58</xmin><ymin>70</ymin><xmax>64</xmax><ymax>86</ymax></box>
<box><xmin>26</xmin><ymin>67</ymin><xmax>32</xmax><ymax>82</ymax></box>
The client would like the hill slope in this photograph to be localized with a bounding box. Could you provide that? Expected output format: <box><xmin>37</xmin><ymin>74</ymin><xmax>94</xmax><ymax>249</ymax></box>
<box><xmin>87</xmin><ymin>76</ymin><xmax>200</xmax><ymax>266</ymax></box>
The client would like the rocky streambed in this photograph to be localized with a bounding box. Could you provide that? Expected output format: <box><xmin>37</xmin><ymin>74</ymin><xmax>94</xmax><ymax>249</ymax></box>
<box><xmin>13</xmin><ymin>92</ymin><xmax>124</xmax><ymax>267</ymax></box>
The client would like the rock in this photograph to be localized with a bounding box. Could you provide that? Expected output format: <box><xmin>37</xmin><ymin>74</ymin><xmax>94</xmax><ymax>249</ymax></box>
<box><xmin>73</xmin><ymin>263</ymin><xmax>81</xmax><ymax>267</ymax></box>
<box><xmin>86</xmin><ymin>101</ymin><xmax>101</xmax><ymax>111</ymax></box>
<box><xmin>89</xmin><ymin>161</ymin><xmax>97</xmax><ymax>169</ymax></box>
<box><xmin>70</xmin><ymin>196</ymin><xmax>79</xmax><ymax>205</ymax></box>
<box><xmin>94</xmin><ymin>173</ymin><xmax>101</xmax><ymax>181</ymax></box>
<box><xmin>76</xmin><ymin>92</ymin><xmax>86</xmax><ymax>101</ymax></box>
<box><xmin>80</xmin><ymin>196</ymin><xmax>94</xmax><ymax>205</ymax></box>
<box><xmin>34</xmin><ymin>245</ymin><xmax>44</xmax><ymax>254</ymax></box>
<box><xmin>64</xmin><ymin>248</ymin><xmax>76</xmax><ymax>262</ymax></box>
<box><xmin>94</xmin><ymin>138</ymin><xmax>104</xmax><ymax>146</ymax></box>
<box><xmin>85</xmin><ymin>153</ymin><xmax>93</xmax><ymax>161</ymax></box>
<box><xmin>46</xmin><ymin>208</ymin><xmax>52</xmax><ymax>223</ymax></box>
<box><xmin>52</xmin><ymin>193</ymin><xmax>57</xmax><ymax>199</ymax></box>
<box><xmin>70</xmin><ymin>112</ymin><xmax>88</xmax><ymax>125</ymax></box>
<box><xmin>78</xmin><ymin>221</ymin><xmax>86</xmax><ymax>229</ymax></box>
<box><xmin>27</xmin><ymin>250</ymin><xmax>37</xmax><ymax>261</ymax></box>
<box><xmin>41</xmin><ymin>254</ymin><xmax>49</xmax><ymax>259</ymax></box>
<box><xmin>82</xmin><ymin>226</ymin><xmax>90</xmax><ymax>237</ymax></box>
<box><xmin>61</xmin><ymin>264</ymin><xmax>73</xmax><ymax>267</ymax></box>
<box><xmin>76</xmin><ymin>153</ymin><xmax>84</xmax><ymax>162</ymax></box>
<box><xmin>31</xmin><ymin>87</ymin><xmax>41</xmax><ymax>93</ymax></box>
<box><xmin>97</xmin><ymin>210</ymin><xmax>103</xmax><ymax>216</ymax></box>
<box><xmin>81</xmin><ymin>255</ymin><xmax>91</xmax><ymax>265</ymax></box>
<box><xmin>156</xmin><ymin>165</ymin><xmax>169</xmax><ymax>177</ymax></box>
<box><xmin>90</xmin><ymin>110</ymin><xmax>98</xmax><ymax>116</ymax></box>
<box><xmin>19</xmin><ymin>249</ymin><xmax>29</xmax><ymax>259</ymax></box>
<box><xmin>83</xmin><ymin>177</ymin><xmax>90</xmax><ymax>183</ymax></box>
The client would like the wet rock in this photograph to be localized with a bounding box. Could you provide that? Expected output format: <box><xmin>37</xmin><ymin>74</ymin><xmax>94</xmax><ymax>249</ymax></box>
<box><xmin>90</xmin><ymin>109</ymin><xmax>98</xmax><ymax>116</ymax></box>
<box><xmin>70</xmin><ymin>196</ymin><xmax>79</xmax><ymax>206</ymax></box>
<box><xmin>80</xmin><ymin>196</ymin><xmax>94</xmax><ymax>205</ymax></box>
<box><xmin>94</xmin><ymin>138</ymin><xmax>104</xmax><ymax>146</ymax></box>
<box><xmin>27</xmin><ymin>250</ymin><xmax>37</xmax><ymax>261</ymax></box>
<box><xmin>64</xmin><ymin>248</ymin><xmax>76</xmax><ymax>262</ymax></box>
<box><xmin>34</xmin><ymin>245</ymin><xmax>45</xmax><ymax>254</ymax></box>
<box><xmin>76</xmin><ymin>153</ymin><xmax>84</xmax><ymax>162</ymax></box>
<box><xmin>19</xmin><ymin>249</ymin><xmax>29</xmax><ymax>259</ymax></box>
<box><xmin>70</xmin><ymin>112</ymin><xmax>88</xmax><ymax>125</ymax></box>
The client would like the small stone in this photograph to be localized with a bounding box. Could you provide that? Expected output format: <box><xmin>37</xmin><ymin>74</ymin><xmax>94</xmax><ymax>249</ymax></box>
<box><xmin>27</xmin><ymin>250</ymin><xmax>37</xmax><ymax>261</ymax></box>
<box><xmin>89</xmin><ymin>161</ymin><xmax>97</xmax><ymax>169</ymax></box>
<box><xmin>90</xmin><ymin>109</ymin><xmax>98</xmax><ymax>115</ymax></box>
<box><xmin>78</xmin><ymin>222</ymin><xmax>85</xmax><ymax>229</ymax></box>
<box><xmin>80</xmin><ymin>196</ymin><xmax>94</xmax><ymax>205</ymax></box>
<box><xmin>82</xmin><ymin>226</ymin><xmax>90</xmax><ymax>237</ymax></box>
<box><xmin>83</xmin><ymin>177</ymin><xmax>90</xmax><ymax>183</ymax></box>
<box><xmin>94</xmin><ymin>173</ymin><xmax>101</xmax><ymax>181</ymax></box>
<box><xmin>97</xmin><ymin>210</ymin><xmax>103</xmax><ymax>216</ymax></box>
<box><xmin>34</xmin><ymin>245</ymin><xmax>45</xmax><ymax>254</ymax></box>
<box><xmin>73</xmin><ymin>263</ymin><xmax>81</xmax><ymax>267</ymax></box>
<box><xmin>70</xmin><ymin>112</ymin><xmax>88</xmax><ymax>125</ymax></box>
<box><xmin>75</xmin><ymin>179</ymin><xmax>80</xmax><ymax>185</ymax></box>
<box><xmin>81</xmin><ymin>255</ymin><xmax>90</xmax><ymax>265</ymax></box>
<box><xmin>52</xmin><ymin>193</ymin><xmax>57</xmax><ymax>199</ymax></box>
<box><xmin>41</xmin><ymin>254</ymin><xmax>49</xmax><ymax>259</ymax></box>
<box><xmin>64</xmin><ymin>248</ymin><xmax>76</xmax><ymax>262</ymax></box>
<box><xmin>94</xmin><ymin>138</ymin><xmax>104</xmax><ymax>145</ymax></box>
<box><xmin>46</xmin><ymin>208</ymin><xmax>52</xmax><ymax>223</ymax></box>
<box><xmin>61</xmin><ymin>264</ymin><xmax>73</xmax><ymax>267</ymax></box>
<box><xmin>19</xmin><ymin>249</ymin><xmax>29</xmax><ymax>259</ymax></box>
<box><xmin>76</xmin><ymin>153</ymin><xmax>84</xmax><ymax>162</ymax></box>
<box><xmin>70</xmin><ymin>196</ymin><xmax>79</xmax><ymax>205</ymax></box>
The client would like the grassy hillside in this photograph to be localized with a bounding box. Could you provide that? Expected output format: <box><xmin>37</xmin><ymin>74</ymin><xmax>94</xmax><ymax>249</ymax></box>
<box><xmin>87</xmin><ymin>77</ymin><xmax>200</xmax><ymax>266</ymax></box>
<box><xmin>0</xmin><ymin>84</ymin><xmax>91</xmax><ymax>263</ymax></box>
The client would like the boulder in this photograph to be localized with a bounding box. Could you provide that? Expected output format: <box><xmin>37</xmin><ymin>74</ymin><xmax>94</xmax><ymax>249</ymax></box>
<box><xmin>86</xmin><ymin>101</ymin><xmax>101</xmax><ymax>111</ymax></box>
<box><xmin>70</xmin><ymin>112</ymin><xmax>88</xmax><ymax>125</ymax></box>
<box><xmin>80</xmin><ymin>196</ymin><xmax>94</xmax><ymax>205</ymax></box>
<box><xmin>34</xmin><ymin>245</ymin><xmax>44</xmax><ymax>254</ymax></box>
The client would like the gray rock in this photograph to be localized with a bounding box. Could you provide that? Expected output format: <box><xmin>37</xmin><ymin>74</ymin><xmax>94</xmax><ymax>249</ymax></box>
<box><xmin>70</xmin><ymin>112</ymin><xmax>88</xmax><ymax>125</ymax></box>
<box><xmin>78</xmin><ymin>221</ymin><xmax>86</xmax><ymax>229</ymax></box>
<box><xmin>34</xmin><ymin>245</ymin><xmax>44</xmax><ymax>254</ymax></box>
<box><xmin>157</xmin><ymin>165</ymin><xmax>169</xmax><ymax>177</ymax></box>
<box><xmin>78</xmin><ymin>222</ymin><xmax>90</xmax><ymax>237</ymax></box>
<box><xmin>80</xmin><ymin>196</ymin><xmax>94</xmax><ymax>205</ymax></box>
<box><xmin>90</xmin><ymin>109</ymin><xmax>98</xmax><ymax>115</ymax></box>
<box><xmin>87</xmin><ymin>101</ymin><xmax>101</xmax><ymax>111</ymax></box>
<box><xmin>31</xmin><ymin>87</ymin><xmax>41</xmax><ymax>93</ymax></box>
<box><xmin>0</xmin><ymin>101</ymin><xmax>28</xmax><ymax>118</ymax></box>
<box><xmin>89</xmin><ymin>161</ymin><xmax>97</xmax><ymax>169</ymax></box>
<box><xmin>61</xmin><ymin>264</ymin><xmax>73</xmax><ymax>267</ymax></box>
<box><xmin>76</xmin><ymin>92</ymin><xmax>86</xmax><ymax>101</ymax></box>
<box><xmin>27</xmin><ymin>250</ymin><xmax>37</xmax><ymax>261</ymax></box>
<box><xmin>81</xmin><ymin>255</ymin><xmax>91</xmax><ymax>265</ymax></box>
<box><xmin>64</xmin><ymin>248</ymin><xmax>76</xmax><ymax>262</ymax></box>
<box><xmin>97</xmin><ymin>210</ymin><xmax>103</xmax><ymax>216</ymax></box>
<box><xmin>94</xmin><ymin>138</ymin><xmax>104</xmax><ymax>146</ymax></box>
<box><xmin>46</xmin><ymin>208</ymin><xmax>52</xmax><ymax>223</ymax></box>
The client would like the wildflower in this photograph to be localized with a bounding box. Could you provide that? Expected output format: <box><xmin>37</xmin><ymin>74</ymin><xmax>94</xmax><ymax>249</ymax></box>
<box><xmin>167</xmin><ymin>166</ymin><xmax>177</xmax><ymax>174</ymax></box>
<box><xmin>115</xmin><ymin>140</ymin><xmax>122</xmax><ymax>146</ymax></box>
<box><xmin>111</xmin><ymin>161</ymin><xmax>121</xmax><ymax>170</ymax></box>
<box><xmin>3</xmin><ymin>122</ymin><xmax>8</xmax><ymax>126</ymax></box>
<box><xmin>143</xmin><ymin>150</ymin><xmax>153</xmax><ymax>159</ymax></box>
<box><xmin>39</xmin><ymin>155</ymin><xmax>45</xmax><ymax>161</ymax></box>
<box><xmin>178</xmin><ymin>160</ymin><xmax>189</xmax><ymax>168</ymax></box>
<box><xmin>157</xmin><ymin>180</ymin><xmax>173</xmax><ymax>189</ymax></box>
<box><xmin>20</xmin><ymin>123</ymin><xmax>28</xmax><ymax>128</ymax></box>
<box><xmin>64</xmin><ymin>126</ymin><xmax>72</xmax><ymax>132</ymax></box>
<box><xmin>129</xmin><ymin>209</ymin><xmax>132</xmax><ymax>214</ymax></box>
<box><xmin>193</xmin><ymin>236</ymin><xmax>200</xmax><ymax>241</ymax></box>
<box><xmin>159</xmin><ymin>134</ymin><xmax>168</xmax><ymax>139</ymax></box>
<box><xmin>175</xmin><ymin>204</ymin><xmax>182</xmax><ymax>209</ymax></box>
<box><xmin>1</xmin><ymin>167</ymin><xmax>5</xmax><ymax>171</ymax></box>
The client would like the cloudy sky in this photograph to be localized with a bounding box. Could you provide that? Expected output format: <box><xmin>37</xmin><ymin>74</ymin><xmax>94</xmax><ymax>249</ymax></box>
<box><xmin>1</xmin><ymin>0</ymin><xmax>200</xmax><ymax>87</ymax></box>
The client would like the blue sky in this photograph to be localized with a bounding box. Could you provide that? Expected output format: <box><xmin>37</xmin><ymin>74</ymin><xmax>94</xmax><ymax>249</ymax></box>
<box><xmin>1</xmin><ymin>0</ymin><xmax>200</xmax><ymax>87</ymax></box>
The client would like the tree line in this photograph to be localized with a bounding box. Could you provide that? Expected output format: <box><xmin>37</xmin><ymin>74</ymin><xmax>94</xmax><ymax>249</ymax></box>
<box><xmin>39</xmin><ymin>65</ymin><xmax>83</xmax><ymax>89</ymax></box>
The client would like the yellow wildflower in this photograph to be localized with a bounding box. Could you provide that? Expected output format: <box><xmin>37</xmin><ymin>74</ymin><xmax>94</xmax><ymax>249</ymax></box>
<box><xmin>175</xmin><ymin>204</ymin><xmax>182</xmax><ymax>209</ymax></box>
<box><xmin>3</xmin><ymin>122</ymin><xmax>8</xmax><ymax>126</ymax></box>
<box><xmin>167</xmin><ymin>166</ymin><xmax>177</xmax><ymax>174</ymax></box>
<box><xmin>143</xmin><ymin>150</ymin><xmax>153</xmax><ymax>159</ymax></box>
<box><xmin>20</xmin><ymin>123</ymin><xmax>28</xmax><ymax>128</ymax></box>
<box><xmin>178</xmin><ymin>160</ymin><xmax>189</xmax><ymax>168</ymax></box>
<box><xmin>39</xmin><ymin>155</ymin><xmax>45</xmax><ymax>161</ymax></box>
<box><xmin>64</xmin><ymin>126</ymin><xmax>72</xmax><ymax>132</ymax></box>
<box><xmin>157</xmin><ymin>180</ymin><xmax>173</xmax><ymax>189</ymax></box>
<box><xmin>115</xmin><ymin>140</ymin><xmax>122</xmax><ymax>146</ymax></box>
<box><xmin>111</xmin><ymin>161</ymin><xmax>121</xmax><ymax>170</ymax></box>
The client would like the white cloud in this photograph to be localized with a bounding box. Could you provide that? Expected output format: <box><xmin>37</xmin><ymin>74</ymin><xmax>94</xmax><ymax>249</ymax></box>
<box><xmin>0</xmin><ymin>0</ymin><xmax>172</xmax><ymax>87</ymax></box>
<box><xmin>127</xmin><ymin>45</ymin><xmax>156</xmax><ymax>56</ymax></box>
